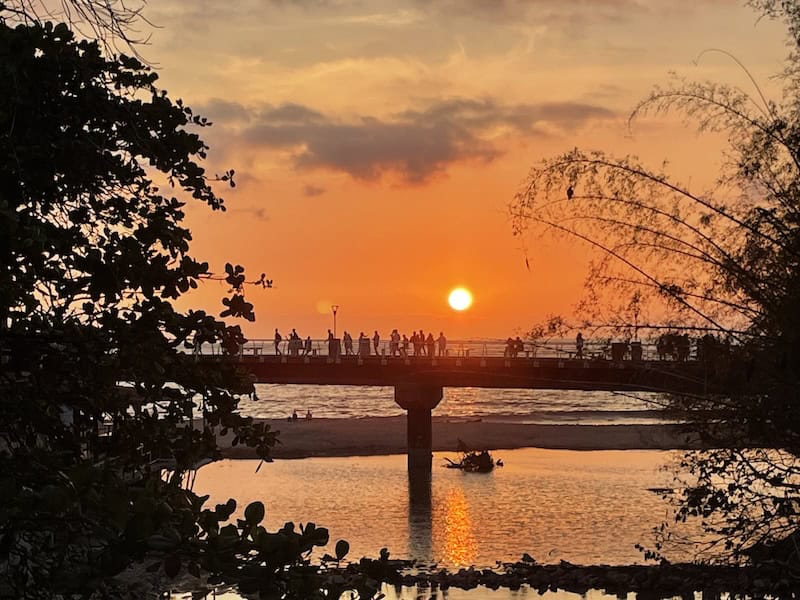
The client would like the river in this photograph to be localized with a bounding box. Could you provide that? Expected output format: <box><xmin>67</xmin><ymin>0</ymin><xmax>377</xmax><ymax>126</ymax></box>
<box><xmin>193</xmin><ymin>386</ymin><xmax>696</xmax><ymax>599</ymax></box>
<box><xmin>193</xmin><ymin>448</ymin><xmax>700</xmax><ymax>600</ymax></box>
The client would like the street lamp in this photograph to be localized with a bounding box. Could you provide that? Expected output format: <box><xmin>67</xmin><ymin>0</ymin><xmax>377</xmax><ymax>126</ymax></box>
<box><xmin>331</xmin><ymin>305</ymin><xmax>339</xmax><ymax>338</ymax></box>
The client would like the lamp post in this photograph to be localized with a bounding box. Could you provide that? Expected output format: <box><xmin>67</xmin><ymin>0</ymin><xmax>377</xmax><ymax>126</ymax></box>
<box><xmin>331</xmin><ymin>305</ymin><xmax>339</xmax><ymax>338</ymax></box>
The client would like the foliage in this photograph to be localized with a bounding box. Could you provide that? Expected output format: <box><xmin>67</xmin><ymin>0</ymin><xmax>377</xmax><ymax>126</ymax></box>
<box><xmin>510</xmin><ymin>1</ymin><xmax>800</xmax><ymax>570</ymax></box>
<box><xmin>0</xmin><ymin>11</ymin><xmax>380</xmax><ymax>599</ymax></box>
<box><xmin>3</xmin><ymin>0</ymin><xmax>152</xmax><ymax>53</ymax></box>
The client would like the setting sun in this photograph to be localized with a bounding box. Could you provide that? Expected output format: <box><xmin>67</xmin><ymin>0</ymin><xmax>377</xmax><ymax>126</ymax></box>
<box><xmin>448</xmin><ymin>288</ymin><xmax>473</xmax><ymax>311</ymax></box>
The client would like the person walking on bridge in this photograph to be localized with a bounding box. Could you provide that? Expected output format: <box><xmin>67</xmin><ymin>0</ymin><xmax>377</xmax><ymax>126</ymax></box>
<box><xmin>514</xmin><ymin>336</ymin><xmax>525</xmax><ymax>357</ymax></box>
<box><xmin>327</xmin><ymin>329</ymin><xmax>339</xmax><ymax>358</ymax></box>
<box><xmin>426</xmin><ymin>332</ymin><xmax>435</xmax><ymax>358</ymax></box>
<box><xmin>358</xmin><ymin>331</ymin><xmax>367</xmax><ymax>356</ymax></box>
<box><xmin>274</xmin><ymin>329</ymin><xmax>282</xmax><ymax>355</ymax></box>
<box><xmin>576</xmin><ymin>332</ymin><xmax>584</xmax><ymax>359</ymax></box>
<box><xmin>411</xmin><ymin>331</ymin><xmax>420</xmax><ymax>356</ymax></box>
<box><xmin>373</xmin><ymin>330</ymin><xmax>381</xmax><ymax>356</ymax></box>
<box><xmin>343</xmin><ymin>331</ymin><xmax>353</xmax><ymax>355</ymax></box>
<box><xmin>437</xmin><ymin>332</ymin><xmax>447</xmax><ymax>357</ymax></box>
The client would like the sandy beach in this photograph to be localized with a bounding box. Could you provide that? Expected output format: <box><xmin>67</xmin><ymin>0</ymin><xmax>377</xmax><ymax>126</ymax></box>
<box><xmin>218</xmin><ymin>416</ymin><xmax>701</xmax><ymax>459</ymax></box>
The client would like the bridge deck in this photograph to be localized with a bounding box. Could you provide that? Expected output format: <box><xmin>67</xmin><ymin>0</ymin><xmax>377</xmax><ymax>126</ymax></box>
<box><xmin>213</xmin><ymin>355</ymin><xmax>707</xmax><ymax>394</ymax></box>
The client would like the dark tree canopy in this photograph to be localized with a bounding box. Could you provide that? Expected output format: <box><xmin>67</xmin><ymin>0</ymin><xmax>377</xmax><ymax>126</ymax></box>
<box><xmin>3</xmin><ymin>0</ymin><xmax>151</xmax><ymax>52</ymax></box>
<box><xmin>0</xmin><ymin>6</ymin><xmax>407</xmax><ymax>597</ymax></box>
<box><xmin>510</xmin><ymin>1</ymin><xmax>800</xmax><ymax>569</ymax></box>
<box><xmin>0</xmin><ymin>11</ymin><xmax>368</xmax><ymax>598</ymax></box>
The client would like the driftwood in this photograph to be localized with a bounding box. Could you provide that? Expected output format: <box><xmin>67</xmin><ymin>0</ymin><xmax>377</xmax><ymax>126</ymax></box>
<box><xmin>444</xmin><ymin>439</ymin><xmax>497</xmax><ymax>472</ymax></box>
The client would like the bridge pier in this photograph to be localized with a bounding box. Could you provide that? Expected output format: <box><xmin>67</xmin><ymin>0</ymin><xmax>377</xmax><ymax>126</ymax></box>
<box><xmin>394</xmin><ymin>384</ymin><xmax>443</xmax><ymax>472</ymax></box>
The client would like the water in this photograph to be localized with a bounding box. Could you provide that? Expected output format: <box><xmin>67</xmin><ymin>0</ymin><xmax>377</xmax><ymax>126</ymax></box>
<box><xmin>197</xmin><ymin>386</ymin><xmax>690</xmax><ymax>599</ymax></box>
<box><xmin>193</xmin><ymin>448</ymin><xmax>692</xmax><ymax>569</ymax></box>
<box><xmin>213</xmin><ymin>583</ymin><xmax>661</xmax><ymax>600</ymax></box>
<box><xmin>239</xmin><ymin>385</ymin><xmax>668</xmax><ymax>424</ymax></box>
<box><xmin>214</xmin><ymin>586</ymin><xmax>661</xmax><ymax>600</ymax></box>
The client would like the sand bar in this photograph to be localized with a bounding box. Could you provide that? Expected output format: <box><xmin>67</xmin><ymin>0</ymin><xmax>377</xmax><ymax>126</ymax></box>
<box><xmin>218</xmin><ymin>416</ymin><xmax>701</xmax><ymax>459</ymax></box>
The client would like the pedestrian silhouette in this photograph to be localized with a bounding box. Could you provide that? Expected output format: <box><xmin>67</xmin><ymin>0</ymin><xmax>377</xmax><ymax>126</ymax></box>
<box><xmin>343</xmin><ymin>331</ymin><xmax>353</xmax><ymax>355</ymax></box>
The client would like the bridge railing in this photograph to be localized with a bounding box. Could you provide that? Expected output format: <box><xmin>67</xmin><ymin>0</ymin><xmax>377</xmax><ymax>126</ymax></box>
<box><xmin>189</xmin><ymin>338</ymin><xmax>675</xmax><ymax>361</ymax></box>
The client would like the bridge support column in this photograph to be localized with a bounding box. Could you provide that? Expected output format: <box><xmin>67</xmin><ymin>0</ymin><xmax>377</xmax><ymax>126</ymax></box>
<box><xmin>394</xmin><ymin>384</ymin><xmax>443</xmax><ymax>472</ymax></box>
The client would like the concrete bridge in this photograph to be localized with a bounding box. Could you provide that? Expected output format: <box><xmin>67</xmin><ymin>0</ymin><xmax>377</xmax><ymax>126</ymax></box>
<box><xmin>197</xmin><ymin>339</ymin><xmax>709</xmax><ymax>471</ymax></box>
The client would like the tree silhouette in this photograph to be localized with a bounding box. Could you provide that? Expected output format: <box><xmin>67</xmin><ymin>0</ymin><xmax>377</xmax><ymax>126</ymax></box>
<box><xmin>0</xmin><ymin>11</ymin><xmax>387</xmax><ymax>598</ymax></box>
<box><xmin>510</xmin><ymin>1</ymin><xmax>800</xmax><ymax>570</ymax></box>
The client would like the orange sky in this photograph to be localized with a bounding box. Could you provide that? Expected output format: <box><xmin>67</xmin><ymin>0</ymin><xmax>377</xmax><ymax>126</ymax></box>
<box><xmin>143</xmin><ymin>1</ymin><xmax>787</xmax><ymax>340</ymax></box>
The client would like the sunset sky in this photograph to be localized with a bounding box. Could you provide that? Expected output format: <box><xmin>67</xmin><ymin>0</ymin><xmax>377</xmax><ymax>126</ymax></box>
<box><xmin>143</xmin><ymin>1</ymin><xmax>787</xmax><ymax>340</ymax></box>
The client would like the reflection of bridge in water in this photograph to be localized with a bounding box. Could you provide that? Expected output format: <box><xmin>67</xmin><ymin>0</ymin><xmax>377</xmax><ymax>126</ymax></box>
<box><xmin>198</xmin><ymin>339</ymin><xmax>709</xmax><ymax>471</ymax></box>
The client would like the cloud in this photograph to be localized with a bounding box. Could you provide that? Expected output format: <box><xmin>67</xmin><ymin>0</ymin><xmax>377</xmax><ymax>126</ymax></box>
<box><xmin>251</xmin><ymin>0</ymin><xmax>727</xmax><ymax>27</ymax></box>
<box><xmin>201</xmin><ymin>98</ymin><xmax>253</xmax><ymax>123</ymax></box>
<box><xmin>303</xmin><ymin>184</ymin><xmax>326</xmax><ymax>197</ymax></box>
<box><xmin>205</xmin><ymin>97</ymin><xmax>616</xmax><ymax>184</ymax></box>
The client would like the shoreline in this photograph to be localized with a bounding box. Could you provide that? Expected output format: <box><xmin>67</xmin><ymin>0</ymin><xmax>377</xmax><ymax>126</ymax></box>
<box><xmin>218</xmin><ymin>416</ymin><xmax>702</xmax><ymax>459</ymax></box>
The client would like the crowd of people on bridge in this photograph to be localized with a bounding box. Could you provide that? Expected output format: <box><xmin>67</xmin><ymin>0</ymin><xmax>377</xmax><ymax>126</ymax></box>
<box><xmin>273</xmin><ymin>328</ymin><xmax>314</xmax><ymax>356</ymax></box>
<box><xmin>504</xmin><ymin>336</ymin><xmax>526</xmax><ymax>357</ymax></box>
<box><xmin>221</xmin><ymin>324</ymin><xmax>733</xmax><ymax>365</ymax></box>
<box><xmin>270</xmin><ymin>328</ymin><xmax>541</xmax><ymax>359</ymax></box>
<box><xmin>271</xmin><ymin>328</ymin><xmax>450</xmax><ymax>357</ymax></box>
<box><xmin>336</xmin><ymin>329</ymin><xmax>449</xmax><ymax>357</ymax></box>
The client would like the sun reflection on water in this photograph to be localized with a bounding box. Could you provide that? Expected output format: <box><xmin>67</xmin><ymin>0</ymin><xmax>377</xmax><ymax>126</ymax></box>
<box><xmin>440</xmin><ymin>487</ymin><xmax>478</xmax><ymax>566</ymax></box>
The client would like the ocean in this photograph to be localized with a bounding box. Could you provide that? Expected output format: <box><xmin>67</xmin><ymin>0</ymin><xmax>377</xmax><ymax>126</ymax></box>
<box><xmin>238</xmin><ymin>384</ymin><xmax>669</xmax><ymax>425</ymax></box>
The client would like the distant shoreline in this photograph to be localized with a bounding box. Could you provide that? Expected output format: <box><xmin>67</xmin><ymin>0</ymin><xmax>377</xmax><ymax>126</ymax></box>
<box><xmin>217</xmin><ymin>416</ymin><xmax>702</xmax><ymax>459</ymax></box>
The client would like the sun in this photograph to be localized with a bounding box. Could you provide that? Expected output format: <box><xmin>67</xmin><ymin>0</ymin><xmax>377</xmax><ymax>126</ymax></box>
<box><xmin>448</xmin><ymin>287</ymin><xmax>473</xmax><ymax>311</ymax></box>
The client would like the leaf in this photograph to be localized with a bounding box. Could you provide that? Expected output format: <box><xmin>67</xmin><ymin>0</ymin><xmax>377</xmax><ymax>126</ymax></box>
<box><xmin>187</xmin><ymin>561</ymin><xmax>201</xmax><ymax>578</ymax></box>
<box><xmin>146</xmin><ymin>562</ymin><xmax>161</xmax><ymax>573</ymax></box>
<box><xmin>244</xmin><ymin>501</ymin><xmax>265</xmax><ymax>525</ymax></box>
<box><xmin>164</xmin><ymin>555</ymin><xmax>181</xmax><ymax>578</ymax></box>
<box><xmin>311</xmin><ymin>526</ymin><xmax>329</xmax><ymax>547</ymax></box>
<box><xmin>214</xmin><ymin>498</ymin><xmax>236</xmax><ymax>520</ymax></box>
<box><xmin>335</xmin><ymin>539</ymin><xmax>349</xmax><ymax>560</ymax></box>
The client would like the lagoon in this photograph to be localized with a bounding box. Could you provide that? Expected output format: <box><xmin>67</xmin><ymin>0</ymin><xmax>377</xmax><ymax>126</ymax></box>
<box><xmin>193</xmin><ymin>448</ymin><xmax>695</xmax><ymax>568</ymax></box>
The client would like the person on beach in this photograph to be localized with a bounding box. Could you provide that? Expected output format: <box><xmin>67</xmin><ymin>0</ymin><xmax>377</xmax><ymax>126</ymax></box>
<box><xmin>274</xmin><ymin>328</ymin><xmax>282</xmax><ymax>355</ymax></box>
<box><xmin>373</xmin><ymin>330</ymin><xmax>381</xmax><ymax>355</ymax></box>
<box><xmin>576</xmin><ymin>332</ymin><xmax>584</xmax><ymax>359</ymax></box>
<box><xmin>426</xmin><ymin>332</ymin><xmax>435</xmax><ymax>358</ymax></box>
<box><xmin>437</xmin><ymin>332</ymin><xmax>447</xmax><ymax>356</ymax></box>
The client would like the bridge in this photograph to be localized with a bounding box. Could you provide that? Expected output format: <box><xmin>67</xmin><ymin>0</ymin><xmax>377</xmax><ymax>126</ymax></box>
<box><xmin>197</xmin><ymin>338</ymin><xmax>710</xmax><ymax>471</ymax></box>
